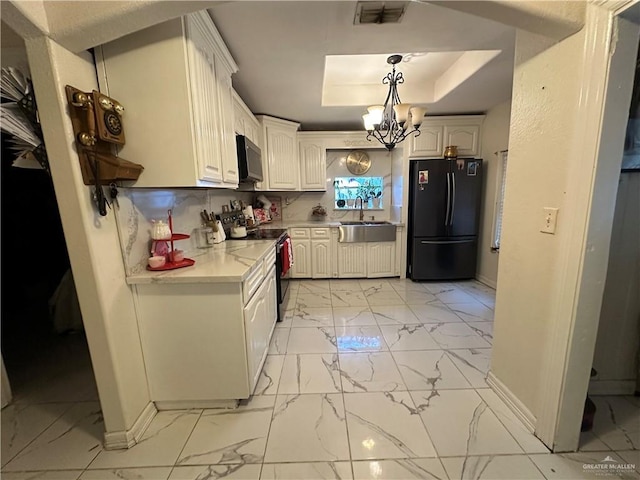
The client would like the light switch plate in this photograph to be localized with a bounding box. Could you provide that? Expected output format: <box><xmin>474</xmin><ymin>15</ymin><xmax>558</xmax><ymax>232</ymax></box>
<box><xmin>541</xmin><ymin>207</ymin><xmax>559</xmax><ymax>234</ymax></box>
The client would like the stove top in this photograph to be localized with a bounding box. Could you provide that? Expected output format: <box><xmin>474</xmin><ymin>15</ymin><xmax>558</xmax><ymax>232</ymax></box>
<box><xmin>227</xmin><ymin>228</ymin><xmax>288</xmax><ymax>241</ymax></box>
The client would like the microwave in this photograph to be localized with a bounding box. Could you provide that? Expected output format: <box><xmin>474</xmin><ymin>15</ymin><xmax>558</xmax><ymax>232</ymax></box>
<box><xmin>236</xmin><ymin>135</ymin><xmax>263</xmax><ymax>183</ymax></box>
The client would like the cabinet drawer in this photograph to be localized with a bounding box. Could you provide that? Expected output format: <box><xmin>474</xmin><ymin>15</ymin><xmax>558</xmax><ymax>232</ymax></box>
<box><xmin>263</xmin><ymin>247</ymin><xmax>276</xmax><ymax>273</ymax></box>
<box><xmin>311</xmin><ymin>228</ymin><xmax>331</xmax><ymax>239</ymax></box>
<box><xmin>289</xmin><ymin>228</ymin><xmax>310</xmax><ymax>239</ymax></box>
<box><xmin>243</xmin><ymin>265</ymin><xmax>265</xmax><ymax>304</ymax></box>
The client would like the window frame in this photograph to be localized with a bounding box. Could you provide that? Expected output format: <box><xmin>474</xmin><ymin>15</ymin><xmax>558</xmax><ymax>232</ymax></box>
<box><xmin>333</xmin><ymin>176</ymin><xmax>384</xmax><ymax>209</ymax></box>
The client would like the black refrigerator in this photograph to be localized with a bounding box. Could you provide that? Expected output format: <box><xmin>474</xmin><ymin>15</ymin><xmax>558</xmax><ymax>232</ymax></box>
<box><xmin>407</xmin><ymin>158</ymin><xmax>483</xmax><ymax>281</ymax></box>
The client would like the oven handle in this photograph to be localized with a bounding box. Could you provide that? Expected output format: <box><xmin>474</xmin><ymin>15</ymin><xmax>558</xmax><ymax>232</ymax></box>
<box><xmin>276</xmin><ymin>235</ymin><xmax>290</xmax><ymax>253</ymax></box>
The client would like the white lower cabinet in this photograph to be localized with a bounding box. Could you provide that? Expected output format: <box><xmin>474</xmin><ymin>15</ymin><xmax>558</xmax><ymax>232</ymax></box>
<box><xmin>289</xmin><ymin>228</ymin><xmax>397</xmax><ymax>278</ymax></box>
<box><xmin>337</xmin><ymin>242</ymin><xmax>395</xmax><ymax>278</ymax></box>
<box><xmin>133</xmin><ymin>261</ymin><xmax>277</xmax><ymax>407</ymax></box>
<box><xmin>337</xmin><ymin>243</ymin><xmax>367</xmax><ymax>278</ymax></box>
<box><xmin>290</xmin><ymin>239</ymin><xmax>311</xmax><ymax>278</ymax></box>
<box><xmin>311</xmin><ymin>239</ymin><xmax>332</xmax><ymax>278</ymax></box>
<box><xmin>366</xmin><ymin>242</ymin><xmax>396</xmax><ymax>278</ymax></box>
<box><xmin>244</xmin><ymin>266</ymin><xmax>277</xmax><ymax>390</ymax></box>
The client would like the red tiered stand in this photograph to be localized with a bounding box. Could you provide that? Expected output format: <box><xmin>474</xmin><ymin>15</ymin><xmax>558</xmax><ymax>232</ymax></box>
<box><xmin>147</xmin><ymin>210</ymin><xmax>195</xmax><ymax>271</ymax></box>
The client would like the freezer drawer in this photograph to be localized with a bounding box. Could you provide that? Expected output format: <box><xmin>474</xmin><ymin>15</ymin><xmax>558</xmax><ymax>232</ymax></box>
<box><xmin>410</xmin><ymin>237</ymin><xmax>478</xmax><ymax>280</ymax></box>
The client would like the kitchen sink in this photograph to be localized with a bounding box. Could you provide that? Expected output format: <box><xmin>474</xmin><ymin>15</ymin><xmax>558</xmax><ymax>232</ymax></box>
<box><xmin>338</xmin><ymin>222</ymin><xmax>396</xmax><ymax>243</ymax></box>
<box><xmin>340</xmin><ymin>221</ymin><xmax>392</xmax><ymax>226</ymax></box>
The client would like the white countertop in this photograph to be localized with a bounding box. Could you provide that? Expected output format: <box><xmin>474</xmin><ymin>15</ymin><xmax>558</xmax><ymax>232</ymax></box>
<box><xmin>126</xmin><ymin>222</ymin><xmax>404</xmax><ymax>285</ymax></box>
<box><xmin>259</xmin><ymin>220</ymin><xmax>404</xmax><ymax>228</ymax></box>
<box><xmin>126</xmin><ymin>238</ymin><xmax>277</xmax><ymax>285</ymax></box>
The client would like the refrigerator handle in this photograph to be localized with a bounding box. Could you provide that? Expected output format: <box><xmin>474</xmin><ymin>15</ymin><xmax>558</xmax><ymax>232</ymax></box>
<box><xmin>421</xmin><ymin>239</ymin><xmax>475</xmax><ymax>245</ymax></box>
<box><xmin>450</xmin><ymin>171</ymin><xmax>456</xmax><ymax>226</ymax></box>
<box><xmin>445</xmin><ymin>172</ymin><xmax>451</xmax><ymax>226</ymax></box>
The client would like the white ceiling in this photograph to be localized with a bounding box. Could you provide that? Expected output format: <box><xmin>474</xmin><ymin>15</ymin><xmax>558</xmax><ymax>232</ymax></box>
<box><xmin>208</xmin><ymin>1</ymin><xmax>516</xmax><ymax>131</ymax></box>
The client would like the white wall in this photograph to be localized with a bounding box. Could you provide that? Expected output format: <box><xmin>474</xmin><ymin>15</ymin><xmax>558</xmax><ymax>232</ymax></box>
<box><xmin>491</xmin><ymin>27</ymin><xmax>585</xmax><ymax>419</ymax></box>
<box><xmin>25</xmin><ymin>37</ymin><xmax>151</xmax><ymax>440</ymax></box>
<box><xmin>477</xmin><ymin>100</ymin><xmax>511</xmax><ymax>287</ymax></box>
<box><xmin>591</xmin><ymin>172</ymin><xmax>640</xmax><ymax>393</ymax></box>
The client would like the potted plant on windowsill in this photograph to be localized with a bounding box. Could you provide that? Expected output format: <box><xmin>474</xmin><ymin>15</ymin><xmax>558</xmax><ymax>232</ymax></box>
<box><xmin>371</xmin><ymin>189</ymin><xmax>382</xmax><ymax>208</ymax></box>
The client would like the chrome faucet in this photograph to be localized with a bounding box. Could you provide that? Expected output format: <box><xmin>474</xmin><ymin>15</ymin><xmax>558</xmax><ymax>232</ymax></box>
<box><xmin>355</xmin><ymin>196</ymin><xmax>365</xmax><ymax>221</ymax></box>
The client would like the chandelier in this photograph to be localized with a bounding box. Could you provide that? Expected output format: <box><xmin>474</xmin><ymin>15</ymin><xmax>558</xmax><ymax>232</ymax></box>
<box><xmin>362</xmin><ymin>54</ymin><xmax>426</xmax><ymax>151</ymax></box>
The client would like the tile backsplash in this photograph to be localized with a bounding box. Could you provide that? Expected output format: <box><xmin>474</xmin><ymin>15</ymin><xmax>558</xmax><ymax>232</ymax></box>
<box><xmin>115</xmin><ymin>150</ymin><xmax>393</xmax><ymax>274</ymax></box>
<box><xmin>115</xmin><ymin>188</ymin><xmax>252</xmax><ymax>275</ymax></box>
<box><xmin>276</xmin><ymin>149</ymin><xmax>392</xmax><ymax>222</ymax></box>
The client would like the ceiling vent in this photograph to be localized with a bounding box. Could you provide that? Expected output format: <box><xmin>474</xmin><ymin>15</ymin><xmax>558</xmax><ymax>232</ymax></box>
<box><xmin>354</xmin><ymin>1</ymin><xmax>408</xmax><ymax>25</ymax></box>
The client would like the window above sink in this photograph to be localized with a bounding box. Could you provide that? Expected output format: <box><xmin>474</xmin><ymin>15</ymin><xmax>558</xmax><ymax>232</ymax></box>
<box><xmin>334</xmin><ymin>176</ymin><xmax>384</xmax><ymax>210</ymax></box>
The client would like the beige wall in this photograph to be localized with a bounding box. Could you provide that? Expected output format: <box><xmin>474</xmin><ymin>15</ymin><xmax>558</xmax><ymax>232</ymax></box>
<box><xmin>491</xmin><ymin>27</ymin><xmax>585</xmax><ymax>418</ymax></box>
<box><xmin>477</xmin><ymin>100</ymin><xmax>511</xmax><ymax>287</ymax></box>
<box><xmin>25</xmin><ymin>37</ymin><xmax>151</xmax><ymax>436</ymax></box>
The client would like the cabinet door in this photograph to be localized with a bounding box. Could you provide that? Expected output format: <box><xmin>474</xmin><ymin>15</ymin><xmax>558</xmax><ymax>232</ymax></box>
<box><xmin>299</xmin><ymin>139</ymin><xmax>327</xmax><ymax>190</ymax></box>
<box><xmin>244</xmin><ymin>267</ymin><xmax>277</xmax><ymax>392</ymax></box>
<box><xmin>265</xmin><ymin>124</ymin><xmax>300</xmax><ymax>190</ymax></box>
<box><xmin>232</xmin><ymin>96</ymin><xmax>244</xmax><ymax>136</ymax></box>
<box><xmin>444</xmin><ymin>124</ymin><xmax>480</xmax><ymax>157</ymax></box>
<box><xmin>216</xmin><ymin>63</ymin><xmax>239</xmax><ymax>185</ymax></box>
<box><xmin>290</xmin><ymin>239</ymin><xmax>311</xmax><ymax>278</ymax></box>
<box><xmin>409</xmin><ymin>125</ymin><xmax>444</xmax><ymax>158</ymax></box>
<box><xmin>337</xmin><ymin>243</ymin><xmax>367</xmax><ymax>278</ymax></box>
<box><xmin>186</xmin><ymin>17</ymin><xmax>223</xmax><ymax>183</ymax></box>
<box><xmin>244</xmin><ymin>118</ymin><xmax>261</xmax><ymax>147</ymax></box>
<box><xmin>311</xmin><ymin>239</ymin><xmax>331</xmax><ymax>278</ymax></box>
<box><xmin>367</xmin><ymin>242</ymin><xmax>396</xmax><ymax>278</ymax></box>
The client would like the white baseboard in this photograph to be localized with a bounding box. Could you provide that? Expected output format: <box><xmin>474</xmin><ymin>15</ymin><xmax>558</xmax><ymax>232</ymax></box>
<box><xmin>476</xmin><ymin>274</ymin><xmax>497</xmax><ymax>289</ymax></box>
<box><xmin>487</xmin><ymin>371</ymin><xmax>536</xmax><ymax>433</ymax></box>
<box><xmin>155</xmin><ymin>399</ymin><xmax>238</xmax><ymax>410</ymax></box>
<box><xmin>588</xmin><ymin>379</ymin><xmax>636</xmax><ymax>395</ymax></box>
<box><xmin>103</xmin><ymin>401</ymin><xmax>157</xmax><ymax>450</ymax></box>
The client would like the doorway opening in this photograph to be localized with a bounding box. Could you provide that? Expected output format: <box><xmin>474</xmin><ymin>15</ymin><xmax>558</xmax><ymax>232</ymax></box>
<box><xmin>1</xmin><ymin>132</ymin><xmax>98</xmax><ymax>411</ymax></box>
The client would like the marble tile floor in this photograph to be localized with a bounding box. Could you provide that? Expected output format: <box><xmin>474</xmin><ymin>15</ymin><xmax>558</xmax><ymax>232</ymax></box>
<box><xmin>2</xmin><ymin>279</ymin><xmax>639</xmax><ymax>479</ymax></box>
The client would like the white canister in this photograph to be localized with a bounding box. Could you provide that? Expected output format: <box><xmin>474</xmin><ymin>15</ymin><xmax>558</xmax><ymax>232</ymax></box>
<box><xmin>151</xmin><ymin>220</ymin><xmax>172</xmax><ymax>240</ymax></box>
<box><xmin>231</xmin><ymin>225</ymin><xmax>247</xmax><ymax>238</ymax></box>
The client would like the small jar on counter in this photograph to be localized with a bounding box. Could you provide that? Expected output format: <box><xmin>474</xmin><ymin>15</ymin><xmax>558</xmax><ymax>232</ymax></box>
<box><xmin>195</xmin><ymin>226</ymin><xmax>214</xmax><ymax>248</ymax></box>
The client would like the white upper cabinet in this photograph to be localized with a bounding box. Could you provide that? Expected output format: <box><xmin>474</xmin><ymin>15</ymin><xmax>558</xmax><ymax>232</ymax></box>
<box><xmin>256</xmin><ymin>115</ymin><xmax>300</xmax><ymax>191</ymax></box>
<box><xmin>406</xmin><ymin>116</ymin><xmax>484</xmax><ymax>159</ymax></box>
<box><xmin>216</xmin><ymin>60</ymin><xmax>239</xmax><ymax>184</ymax></box>
<box><xmin>408</xmin><ymin>125</ymin><xmax>443</xmax><ymax>158</ymax></box>
<box><xmin>298</xmin><ymin>133</ymin><xmax>327</xmax><ymax>191</ymax></box>
<box><xmin>232</xmin><ymin>89</ymin><xmax>261</xmax><ymax>148</ymax></box>
<box><xmin>97</xmin><ymin>11</ymin><xmax>239</xmax><ymax>188</ymax></box>
<box><xmin>444</xmin><ymin>123</ymin><xmax>481</xmax><ymax>157</ymax></box>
